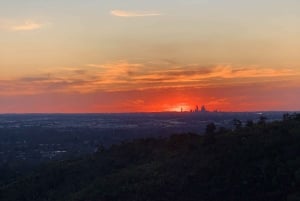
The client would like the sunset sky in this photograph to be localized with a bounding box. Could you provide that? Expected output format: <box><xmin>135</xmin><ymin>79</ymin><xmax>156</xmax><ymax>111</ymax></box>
<box><xmin>1</xmin><ymin>0</ymin><xmax>300</xmax><ymax>113</ymax></box>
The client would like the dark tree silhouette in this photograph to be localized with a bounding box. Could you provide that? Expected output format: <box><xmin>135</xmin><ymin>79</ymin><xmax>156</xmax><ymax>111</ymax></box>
<box><xmin>206</xmin><ymin>122</ymin><xmax>216</xmax><ymax>134</ymax></box>
<box><xmin>258</xmin><ymin>115</ymin><xmax>267</xmax><ymax>126</ymax></box>
<box><xmin>283</xmin><ymin>113</ymin><xmax>291</xmax><ymax>121</ymax></box>
<box><xmin>218</xmin><ymin>126</ymin><xmax>228</xmax><ymax>134</ymax></box>
<box><xmin>246</xmin><ymin>120</ymin><xmax>254</xmax><ymax>128</ymax></box>
<box><xmin>233</xmin><ymin>118</ymin><xmax>242</xmax><ymax>130</ymax></box>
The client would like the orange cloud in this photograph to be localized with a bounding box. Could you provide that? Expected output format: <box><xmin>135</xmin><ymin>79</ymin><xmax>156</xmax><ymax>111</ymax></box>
<box><xmin>82</xmin><ymin>61</ymin><xmax>298</xmax><ymax>92</ymax></box>
<box><xmin>0</xmin><ymin>19</ymin><xmax>45</xmax><ymax>31</ymax></box>
<box><xmin>0</xmin><ymin>61</ymin><xmax>299</xmax><ymax>97</ymax></box>
<box><xmin>11</xmin><ymin>20</ymin><xmax>43</xmax><ymax>31</ymax></box>
<box><xmin>110</xmin><ymin>10</ymin><xmax>162</xmax><ymax>17</ymax></box>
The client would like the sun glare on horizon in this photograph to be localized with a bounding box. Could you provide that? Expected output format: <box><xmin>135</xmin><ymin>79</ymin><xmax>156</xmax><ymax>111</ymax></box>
<box><xmin>165</xmin><ymin>103</ymin><xmax>191</xmax><ymax>112</ymax></box>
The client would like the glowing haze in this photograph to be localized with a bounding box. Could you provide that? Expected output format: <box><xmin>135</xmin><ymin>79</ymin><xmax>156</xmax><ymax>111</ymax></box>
<box><xmin>1</xmin><ymin>0</ymin><xmax>300</xmax><ymax>113</ymax></box>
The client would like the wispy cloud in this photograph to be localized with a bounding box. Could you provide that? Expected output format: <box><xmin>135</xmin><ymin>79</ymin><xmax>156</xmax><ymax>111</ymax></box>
<box><xmin>110</xmin><ymin>10</ymin><xmax>161</xmax><ymax>17</ymax></box>
<box><xmin>0</xmin><ymin>19</ymin><xmax>45</xmax><ymax>31</ymax></box>
<box><xmin>11</xmin><ymin>20</ymin><xmax>43</xmax><ymax>31</ymax></box>
<box><xmin>1</xmin><ymin>61</ymin><xmax>299</xmax><ymax>97</ymax></box>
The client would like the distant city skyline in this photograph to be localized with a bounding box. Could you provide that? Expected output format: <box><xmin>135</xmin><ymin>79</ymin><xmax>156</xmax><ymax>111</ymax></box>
<box><xmin>1</xmin><ymin>1</ymin><xmax>300</xmax><ymax>113</ymax></box>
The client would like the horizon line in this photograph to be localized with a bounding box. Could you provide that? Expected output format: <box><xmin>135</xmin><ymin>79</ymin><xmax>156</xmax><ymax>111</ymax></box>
<box><xmin>0</xmin><ymin>110</ymin><xmax>299</xmax><ymax>115</ymax></box>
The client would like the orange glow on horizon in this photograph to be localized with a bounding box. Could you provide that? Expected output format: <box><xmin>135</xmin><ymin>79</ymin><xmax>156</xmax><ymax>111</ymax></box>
<box><xmin>164</xmin><ymin>103</ymin><xmax>191</xmax><ymax>112</ymax></box>
<box><xmin>1</xmin><ymin>82</ymin><xmax>299</xmax><ymax>113</ymax></box>
<box><xmin>0</xmin><ymin>61</ymin><xmax>300</xmax><ymax>113</ymax></box>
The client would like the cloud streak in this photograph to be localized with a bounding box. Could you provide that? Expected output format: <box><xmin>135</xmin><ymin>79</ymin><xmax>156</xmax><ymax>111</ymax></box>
<box><xmin>0</xmin><ymin>61</ymin><xmax>299</xmax><ymax>96</ymax></box>
<box><xmin>0</xmin><ymin>19</ymin><xmax>44</xmax><ymax>31</ymax></box>
<box><xmin>1</xmin><ymin>61</ymin><xmax>300</xmax><ymax>112</ymax></box>
<box><xmin>11</xmin><ymin>20</ymin><xmax>43</xmax><ymax>31</ymax></box>
<box><xmin>110</xmin><ymin>10</ymin><xmax>161</xmax><ymax>17</ymax></box>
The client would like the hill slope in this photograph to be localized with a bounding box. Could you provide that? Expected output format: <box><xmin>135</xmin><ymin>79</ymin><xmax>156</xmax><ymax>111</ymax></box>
<box><xmin>1</xmin><ymin>115</ymin><xmax>300</xmax><ymax>201</ymax></box>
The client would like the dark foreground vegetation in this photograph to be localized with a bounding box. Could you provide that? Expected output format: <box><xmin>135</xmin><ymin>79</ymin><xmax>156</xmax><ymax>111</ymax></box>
<box><xmin>1</xmin><ymin>114</ymin><xmax>300</xmax><ymax>201</ymax></box>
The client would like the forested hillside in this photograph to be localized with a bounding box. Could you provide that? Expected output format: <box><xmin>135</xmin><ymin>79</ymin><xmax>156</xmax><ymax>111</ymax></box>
<box><xmin>1</xmin><ymin>114</ymin><xmax>300</xmax><ymax>201</ymax></box>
